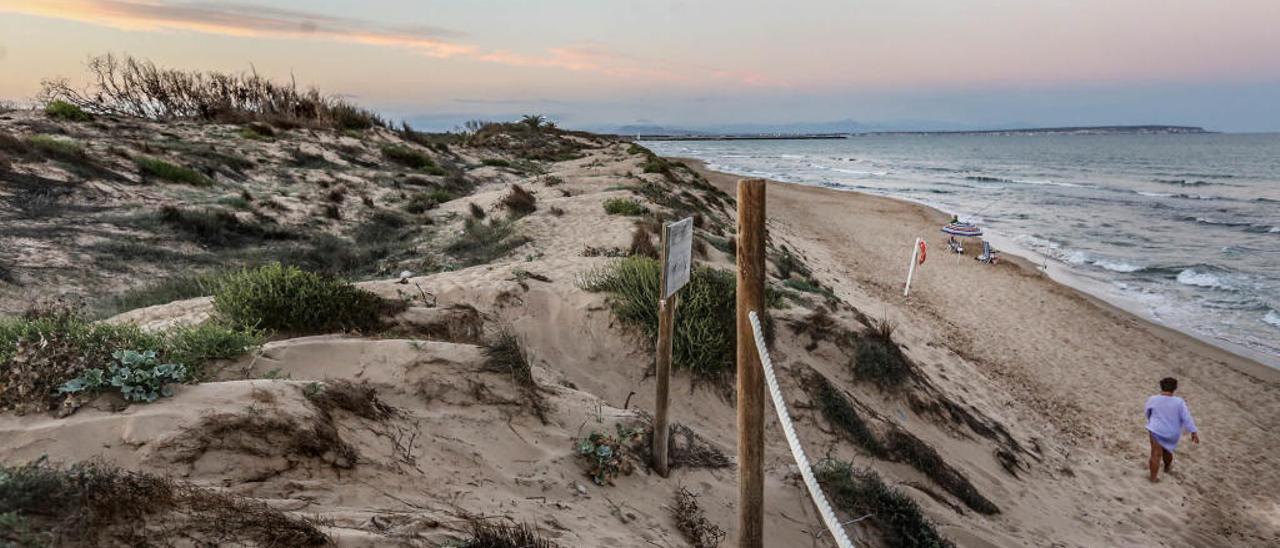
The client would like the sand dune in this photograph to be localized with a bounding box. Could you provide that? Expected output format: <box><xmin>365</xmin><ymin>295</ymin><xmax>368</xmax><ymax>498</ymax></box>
<box><xmin>2</xmin><ymin>110</ymin><xmax>1276</xmax><ymax>546</ymax></box>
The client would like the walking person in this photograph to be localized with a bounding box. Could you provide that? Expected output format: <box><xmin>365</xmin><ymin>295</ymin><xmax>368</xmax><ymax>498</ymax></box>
<box><xmin>1145</xmin><ymin>377</ymin><xmax>1200</xmax><ymax>482</ymax></box>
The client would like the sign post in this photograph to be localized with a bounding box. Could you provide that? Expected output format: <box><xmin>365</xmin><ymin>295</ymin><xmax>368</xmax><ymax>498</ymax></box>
<box><xmin>653</xmin><ymin>216</ymin><xmax>693</xmax><ymax>478</ymax></box>
<box><xmin>736</xmin><ymin>179</ymin><xmax>766</xmax><ymax>548</ymax></box>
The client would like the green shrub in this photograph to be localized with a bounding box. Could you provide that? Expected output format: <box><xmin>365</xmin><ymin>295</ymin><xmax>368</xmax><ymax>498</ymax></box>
<box><xmin>0</xmin><ymin>303</ymin><xmax>258</xmax><ymax>413</ymax></box>
<box><xmin>44</xmin><ymin>100</ymin><xmax>91</xmax><ymax>122</ymax></box>
<box><xmin>27</xmin><ymin>135</ymin><xmax>87</xmax><ymax>164</ymax></box>
<box><xmin>59</xmin><ymin>349</ymin><xmax>188</xmax><ymax>403</ymax></box>
<box><xmin>403</xmin><ymin>192</ymin><xmax>440</xmax><ymax>214</ymax></box>
<box><xmin>627</xmin><ymin>143</ymin><xmax>649</xmax><ymax>155</ymax></box>
<box><xmin>157</xmin><ymin>206</ymin><xmax>293</xmax><ymax>247</ymax></box>
<box><xmin>882</xmin><ymin>430</ymin><xmax>1000</xmax><ymax>515</ymax></box>
<box><xmin>217</xmin><ymin>195</ymin><xmax>252</xmax><ymax>209</ymax></box>
<box><xmin>812</xmin><ymin>374</ymin><xmax>883</xmax><ymax>455</ymax></box>
<box><xmin>445</xmin><ymin>218</ymin><xmax>530</xmax><ymax>266</ymax></box>
<box><xmin>481</xmin><ymin>158</ymin><xmax>511</xmax><ymax>168</ymax></box>
<box><xmin>381</xmin><ymin>145</ymin><xmax>435</xmax><ymax>170</ymax></box>
<box><xmin>163</xmin><ymin>322</ymin><xmax>263</xmax><ymax>378</ymax></box>
<box><xmin>603</xmin><ymin>197</ymin><xmax>648</xmax><ymax>216</ymax></box>
<box><xmin>854</xmin><ymin>317</ymin><xmax>911</xmax><ymax>387</ymax></box>
<box><xmin>775</xmin><ymin>248</ymin><xmax>812</xmax><ymax>280</ymax></box>
<box><xmin>92</xmin><ymin>273</ymin><xmax>223</xmax><ymax>318</ymax></box>
<box><xmin>575</xmin><ymin>424</ymin><xmax>640</xmax><ymax>486</ymax></box>
<box><xmin>580</xmin><ymin>257</ymin><xmax>737</xmax><ymax>380</ymax></box>
<box><xmin>641</xmin><ymin>156</ymin><xmax>671</xmax><ymax>174</ymax></box>
<box><xmin>135</xmin><ymin>156</ymin><xmax>212</xmax><ymax>185</ymax></box>
<box><xmin>212</xmin><ymin>263</ymin><xmax>390</xmax><ymax>334</ymax></box>
<box><xmin>816</xmin><ymin>459</ymin><xmax>954</xmax><ymax>548</ymax></box>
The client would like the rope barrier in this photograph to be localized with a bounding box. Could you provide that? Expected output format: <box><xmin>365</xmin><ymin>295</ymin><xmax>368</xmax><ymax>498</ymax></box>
<box><xmin>747</xmin><ymin>310</ymin><xmax>856</xmax><ymax>548</ymax></box>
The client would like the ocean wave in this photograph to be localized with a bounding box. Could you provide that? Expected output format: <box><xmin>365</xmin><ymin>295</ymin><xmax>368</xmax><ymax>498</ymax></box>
<box><xmin>1137</xmin><ymin>191</ymin><xmax>1174</xmax><ymax>198</ymax></box>
<box><xmin>1264</xmin><ymin>309</ymin><xmax>1280</xmax><ymax>329</ymax></box>
<box><xmin>1154</xmin><ymin>179</ymin><xmax>1219</xmax><ymax>187</ymax></box>
<box><xmin>1093</xmin><ymin>259</ymin><xmax>1145</xmax><ymax>273</ymax></box>
<box><xmin>1187</xmin><ymin>216</ymin><xmax>1253</xmax><ymax>227</ymax></box>
<box><xmin>1176</xmin><ymin>269</ymin><xmax>1237</xmax><ymax>291</ymax></box>
<box><xmin>965</xmin><ymin>175</ymin><xmax>1011</xmax><ymax>183</ymax></box>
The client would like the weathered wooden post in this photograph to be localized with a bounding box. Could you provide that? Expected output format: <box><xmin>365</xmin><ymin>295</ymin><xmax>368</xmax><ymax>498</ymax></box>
<box><xmin>736</xmin><ymin>178</ymin><xmax>766</xmax><ymax>547</ymax></box>
<box><xmin>654</xmin><ymin>217</ymin><xmax>693</xmax><ymax>477</ymax></box>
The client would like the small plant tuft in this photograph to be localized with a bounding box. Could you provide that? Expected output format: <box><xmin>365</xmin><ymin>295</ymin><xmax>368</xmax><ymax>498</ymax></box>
<box><xmin>500</xmin><ymin>184</ymin><xmax>537</xmax><ymax>217</ymax></box>
<box><xmin>576</xmin><ymin>424</ymin><xmax>640</xmax><ymax>486</ymax></box>
<box><xmin>603</xmin><ymin>197</ymin><xmax>648</xmax><ymax>216</ymax></box>
<box><xmin>136</xmin><ymin>156</ymin><xmax>212</xmax><ymax>186</ymax></box>
<box><xmin>854</xmin><ymin>316</ymin><xmax>912</xmax><ymax>387</ymax></box>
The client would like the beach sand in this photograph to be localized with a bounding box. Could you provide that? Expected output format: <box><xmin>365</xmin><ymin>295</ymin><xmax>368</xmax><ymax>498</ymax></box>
<box><xmin>684</xmin><ymin>158</ymin><xmax>1280</xmax><ymax>546</ymax></box>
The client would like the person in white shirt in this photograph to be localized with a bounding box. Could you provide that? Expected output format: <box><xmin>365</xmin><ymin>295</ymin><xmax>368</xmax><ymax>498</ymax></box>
<box><xmin>1145</xmin><ymin>377</ymin><xmax>1200</xmax><ymax>483</ymax></box>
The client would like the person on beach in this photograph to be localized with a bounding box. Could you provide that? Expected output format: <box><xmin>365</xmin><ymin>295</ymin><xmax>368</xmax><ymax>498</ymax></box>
<box><xmin>1145</xmin><ymin>377</ymin><xmax>1199</xmax><ymax>482</ymax></box>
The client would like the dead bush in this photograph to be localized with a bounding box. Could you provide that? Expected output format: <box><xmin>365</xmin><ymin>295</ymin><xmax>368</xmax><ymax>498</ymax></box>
<box><xmin>500</xmin><ymin>184</ymin><xmax>537</xmax><ymax>217</ymax></box>
<box><xmin>304</xmin><ymin>380</ymin><xmax>395</xmax><ymax>421</ymax></box>
<box><xmin>672</xmin><ymin>487</ymin><xmax>726</xmax><ymax>548</ymax></box>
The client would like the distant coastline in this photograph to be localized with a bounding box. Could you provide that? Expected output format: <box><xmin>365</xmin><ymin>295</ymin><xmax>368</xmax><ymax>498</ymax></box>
<box><xmin>631</xmin><ymin>125</ymin><xmax>1211</xmax><ymax>141</ymax></box>
<box><xmin>864</xmin><ymin>125</ymin><xmax>1212</xmax><ymax>136</ymax></box>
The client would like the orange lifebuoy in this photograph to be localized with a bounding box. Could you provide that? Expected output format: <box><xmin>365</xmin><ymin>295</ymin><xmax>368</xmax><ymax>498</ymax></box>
<box><xmin>918</xmin><ymin>240</ymin><xmax>927</xmax><ymax>264</ymax></box>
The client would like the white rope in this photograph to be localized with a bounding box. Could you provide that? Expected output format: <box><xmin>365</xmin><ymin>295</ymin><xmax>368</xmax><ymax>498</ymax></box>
<box><xmin>748</xmin><ymin>310</ymin><xmax>856</xmax><ymax>548</ymax></box>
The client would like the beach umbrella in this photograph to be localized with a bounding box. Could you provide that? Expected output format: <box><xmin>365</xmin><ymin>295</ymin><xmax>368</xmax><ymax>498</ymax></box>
<box><xmin>941</xmin><ymin>221</ymin><xmax>983</xmax><ymax>238</ymax></box>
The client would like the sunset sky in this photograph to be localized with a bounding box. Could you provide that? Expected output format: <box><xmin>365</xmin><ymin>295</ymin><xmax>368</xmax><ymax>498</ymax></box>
<box><xmin>2</xmin><ymin>0</ymin><xmax>1279</xmax><ymax>131</ymax></box>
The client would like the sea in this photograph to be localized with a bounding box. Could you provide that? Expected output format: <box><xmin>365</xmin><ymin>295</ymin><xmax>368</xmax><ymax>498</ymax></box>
<box><xmin>645</xmin><ymin>134</ymin><xmax>1280</xmax><ymax>367</ymax></box>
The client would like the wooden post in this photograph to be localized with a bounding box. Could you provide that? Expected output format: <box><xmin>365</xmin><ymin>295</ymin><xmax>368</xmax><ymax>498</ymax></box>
<box><xmin>736</xmin><ymin>178</ymin><xmax>766</xmax><ymax>548</ymax></box>
<box><xmin>653</xmin><ymin>224</ymin><xmax>676</xmax><ymax>477</ymax></box>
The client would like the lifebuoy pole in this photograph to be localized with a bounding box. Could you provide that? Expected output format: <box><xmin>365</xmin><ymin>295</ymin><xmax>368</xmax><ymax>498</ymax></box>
<box><xmin>904</xmin><ymin>237</ymin><xmax>921</xmax><ymax>297</ymax></box>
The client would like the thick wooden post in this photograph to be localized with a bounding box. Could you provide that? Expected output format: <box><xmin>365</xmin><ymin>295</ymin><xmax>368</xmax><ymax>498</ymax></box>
<box><xmin>653</xmin><ymin>224</ymin><xmax>676</xmax><ymax>477</ymax></box>
<box><xmin>736</xmin><ymin>178</ymin><xmax>766</xmax><ymax>548</ymax></box>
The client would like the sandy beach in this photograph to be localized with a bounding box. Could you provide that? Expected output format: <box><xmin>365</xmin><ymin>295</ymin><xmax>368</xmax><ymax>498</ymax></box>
<box><xmin>683</xmin><ymin>157</ymin><xmax>1280</xmax><ymax>546</ymax></box>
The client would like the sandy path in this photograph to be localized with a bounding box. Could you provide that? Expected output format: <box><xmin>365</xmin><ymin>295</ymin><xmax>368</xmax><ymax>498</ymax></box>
<box><xmin>685</xmin><ymin>158</ymin><xmax>1280</xmax><ymax>547</ymax></box>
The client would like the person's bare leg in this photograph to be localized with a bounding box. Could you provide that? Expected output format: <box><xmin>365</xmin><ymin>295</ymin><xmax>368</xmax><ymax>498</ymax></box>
<box><xmin>1162</xmin><ymin>448</ymin><xmax>1173</xmax><ymax>473</ymax></box>
<box><xmin>1148</xmin><ymin>433</ymin><xmax>1162</xmax><ymax>482</ymax></box>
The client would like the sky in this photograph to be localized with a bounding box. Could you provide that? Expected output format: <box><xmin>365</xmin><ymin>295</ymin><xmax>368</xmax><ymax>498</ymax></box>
<box><xmin>2</xmin><ymin>0</ymin><xmax>1279</xmax><ymax>131</ymax></box>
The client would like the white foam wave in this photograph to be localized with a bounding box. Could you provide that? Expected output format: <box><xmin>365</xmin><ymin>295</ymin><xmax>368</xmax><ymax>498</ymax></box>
<box><xmin>1269</xmin><ymin>226</ymin><xmax>1280</xmax><ymax>233</ymax></box>
<box><xmin>1264</xmin><ymin>309</ymin><xmax>1280</xmax><ymax>329</ymax></box>
<box><xmin>1137</xmin><ymin>191</ymin><xmax>1174</xmax><ymax>198</ymax></box>
<box><xmin>1177</xmin><ymin>269</ymin><xmax>1236</xmax><ymax>291</ymax></box>
<box><xmin>1093</xmin><ymin>259</ymin><xmax>1144</xmax><ymax>273</ymax></box>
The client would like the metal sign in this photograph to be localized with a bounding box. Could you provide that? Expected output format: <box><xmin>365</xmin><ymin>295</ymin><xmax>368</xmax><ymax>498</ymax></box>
<box><xmin>662</xmin><ymin>217</ymin><xmax>694</xmax><ymax>299</ymax></box>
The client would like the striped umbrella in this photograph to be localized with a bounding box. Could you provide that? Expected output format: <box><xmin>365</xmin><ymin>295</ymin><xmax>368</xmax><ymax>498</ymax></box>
<box><xmin>941</xmin><ymin>222</ymin><xmax>983</xmax><ymax>237</ymax></box>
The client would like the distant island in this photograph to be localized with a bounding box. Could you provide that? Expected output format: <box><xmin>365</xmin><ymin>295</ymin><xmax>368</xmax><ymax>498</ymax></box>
<box><xmin>631</xmin><ymin>125</ymin><xmax>1211</xmax><ymax>141</ymax></box>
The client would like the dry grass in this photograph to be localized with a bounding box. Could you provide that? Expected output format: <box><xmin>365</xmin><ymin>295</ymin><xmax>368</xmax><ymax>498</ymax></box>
<box><xmin>304</xmin><ymin>380</ymin><xmax>396</xmax><ymax>422</ymax></box>
<box><xmin>629</xmin><ymin>226</ymin><xmax>658</xmax><ymax>259</ymax></box>
<box><xmin>0</xmin><ymin>460</ymin><xmax>330</xmax><ymax>546</ymax></box>
<box><xmin>671</xmin><ymin>487</ymin><xmax>726</xmax><ymax>548</ymax></box>
<box><xmin>460</xmin><ymin>520</ymin><xmax>559</xmax><ymax>548</ymax></box>
<box><xmin>483</xmin><ymin>330</ymin><xmax>548</xmax><ymax>423</ymax></box>
<box><xmin>164</xmin><ymin>410</ymin><xmax>358</xmax><ymax>470</ymax></box>
<box><xmin>500</xmin><ymin>184</ymin><xmax>537</xmax><ymax>217</ymax></box>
